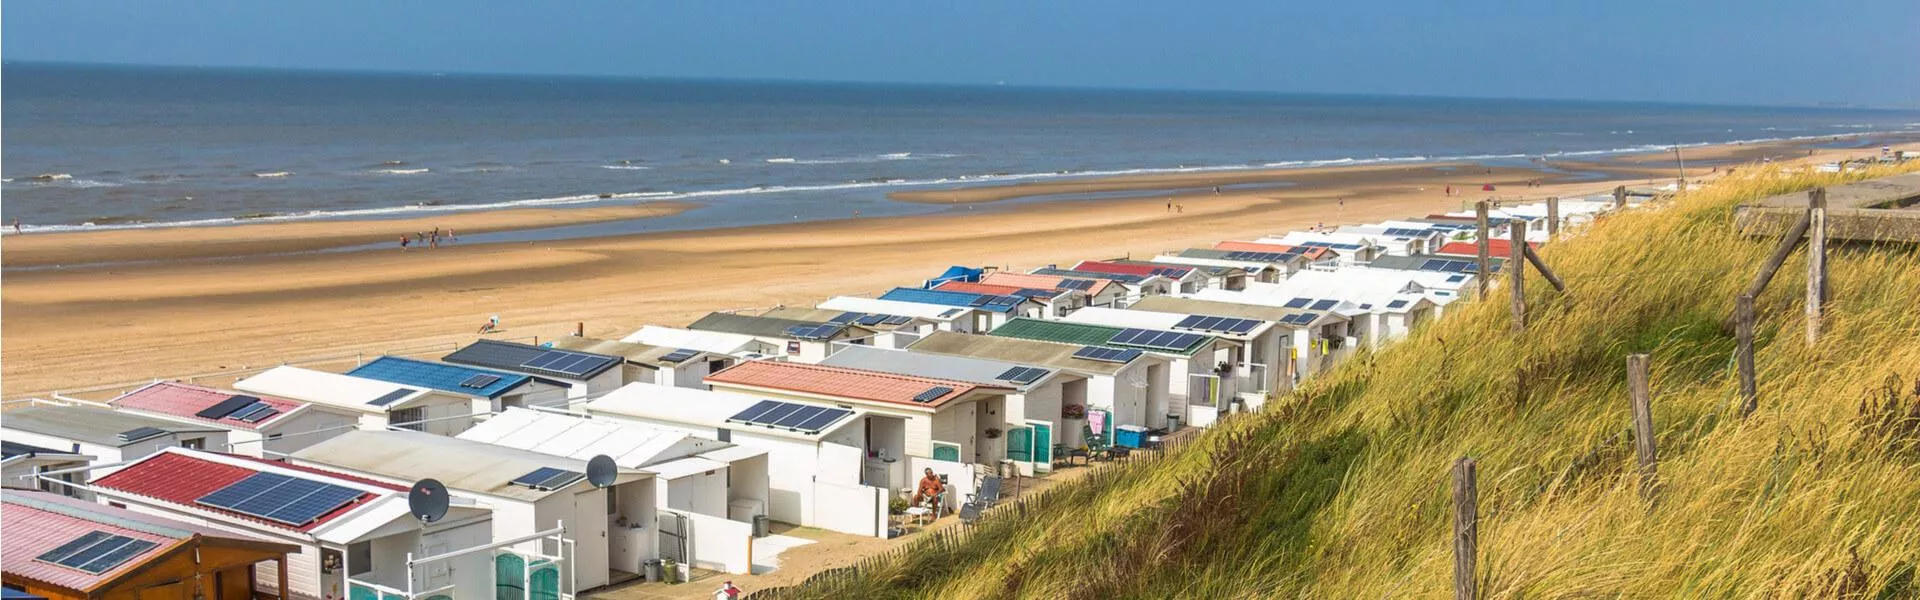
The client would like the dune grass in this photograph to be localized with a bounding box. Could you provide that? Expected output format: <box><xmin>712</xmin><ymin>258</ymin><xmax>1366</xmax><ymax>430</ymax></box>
<box><xmin>764</xmin><ymin>162</ymin><xmax>1920</xmax><ymax>599</ymax></box>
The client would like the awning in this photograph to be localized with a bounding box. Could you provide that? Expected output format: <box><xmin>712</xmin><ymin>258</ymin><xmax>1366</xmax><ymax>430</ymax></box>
<box><xmin>312</xmin><ymin>496</ymin><xmax>415</xmax><ymax>545</ymax></box>
<box><xmin>697</xmin><ymin>445</ymin><xmax>768</xmax><ymax>464</ymax></box>
<box><xmin>646</xmin><ymin>456</ymin><xmax>728</xmax><ymax>480</ymax></box>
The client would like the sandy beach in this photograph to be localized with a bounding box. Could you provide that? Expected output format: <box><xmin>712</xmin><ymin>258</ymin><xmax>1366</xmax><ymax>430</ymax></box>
<box><xmin>0</xmin><ymin>139</ymin><xmax>1895</xmax><ymax>396</ymax></box>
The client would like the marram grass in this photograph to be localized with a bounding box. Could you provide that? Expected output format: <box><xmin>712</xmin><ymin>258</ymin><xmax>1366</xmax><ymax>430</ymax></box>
<box><xmin>770</xmin><ymin>163</ymin><xmax>1920</xmax><ymax>599</ymax></box>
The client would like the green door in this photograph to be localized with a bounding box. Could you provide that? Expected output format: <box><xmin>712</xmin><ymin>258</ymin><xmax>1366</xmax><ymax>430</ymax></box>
<box><xmin>495</xmin><ymin>554</ymin><xmax>526</xmax><ymax>600</ymax></box>
<box><xmin>528</xmin><ymin>561</ymin><xmax>560</xmax><ymax>600</ymax></box>
<box><xmin>1029</xmin><ymin>422</ymin><xmax>1053</xmax><ymax>470</ymax></box>
<box><xmin>932</xmin><ymin>443</ymin><xmax>961</xmax><ymax>462</ymax></box>
<box><xmin>1006</xmin><ymin>426</ymin><xmax>1032</xmax><ymax>462</ymax></box>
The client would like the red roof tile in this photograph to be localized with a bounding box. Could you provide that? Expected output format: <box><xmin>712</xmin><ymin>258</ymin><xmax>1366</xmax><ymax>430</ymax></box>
<box><xmin>705</xmin><ymin>361</ymin><xmax>1005</xmax><ymax>409</ymax></box>
<box><xmin>109</xmin><ymin>382</ymin><xmax>303</xmax><ymax>430</ymax></box>
<box><xmin>91</xmin><ymin>451</ymin><xmax>388</xmax><ymax>533</ymax></box>
<box><xmin>1435</xmin><ymin>240</ymin><xmax>1538</xmax><ymax>257</ymax></box>
<box><xmin>1</xmin><ymin>495</ymin><xmax>181</xmax><ymax>592</ymax></box>
<box><xmin>1070</xmin><ymin>261</ymin><xmax>1192</xmax><ymax>278</ymax></box>
<box><xmin>979</xmin><ymin>272</ymin><xmax>1114</xmax><ymax>296</ymax></box>
<box><xmin>933</xmin><ymin>281</ymin><xmax>1046</xmax><ymax>297</ymax></box>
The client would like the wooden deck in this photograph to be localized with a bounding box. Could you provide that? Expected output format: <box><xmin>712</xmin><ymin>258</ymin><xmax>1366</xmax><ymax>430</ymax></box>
<box><xmin>1734</xmin><ymin>171</ymin><xmax>1920</xmax><ymax>243</ymax></box>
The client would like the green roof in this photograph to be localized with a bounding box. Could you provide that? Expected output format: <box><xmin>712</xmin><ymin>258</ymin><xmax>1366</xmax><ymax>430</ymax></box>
<box><xmin>988</xmin><ymin>318</ymin><xmax>1209</xmax><ymax>356</ymax></box>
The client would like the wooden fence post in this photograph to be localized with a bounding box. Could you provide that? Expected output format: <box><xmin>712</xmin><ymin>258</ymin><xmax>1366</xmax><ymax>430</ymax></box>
<box><xmin>1476</xmin><ymin>201</ymin><xmax>1492</xmax><ymax>299</ymax></box>
<box><xmin>1805</xmin><ymin>188</ymin><xmax>1827</xmax><ymax>346</ymax></box>
<box><xmin>1521</xmin><ymin>246</ymin><xmax>1566</xmax><ymax>293</ymax></box>
<box><xmin>1509</xmin><ymin>220</ymin><xmax>1526</xmax><ymax>333</ymax></box>
<box><xmin>1452</xmin><ymin>457</ymin><xmax>1478</xmax><ymax>600</ymax></box>
<box><xmin>1627</xmin><ymin>354</ymin><xmax>1658</xmax><ymax>499</ymax></box>
<box><xmin>1546</xmin><ymin>196</ymin><xmax>1560</xmax><ymax>241</ymax></box>
<box><xmin>1613</xmin><ymin>185</ymin><xmax>1627</xmax><ymax>210</ymax></box>
<box><xmin>1725</xmin><ymin>207</ymin><xmax>1811</xmax><ymax>330</ymax></box>
<box><xmin>1735</xmin><ymin>293</ymin><xmax>1758</xmax><ymax>418</ymax></box>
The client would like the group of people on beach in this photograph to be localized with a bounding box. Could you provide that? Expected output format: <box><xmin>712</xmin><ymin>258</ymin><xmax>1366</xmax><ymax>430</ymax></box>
<box><xmin>399</xmin><ymin>227</ymin><xmax>455</xmax><ymax>250</ymax></box>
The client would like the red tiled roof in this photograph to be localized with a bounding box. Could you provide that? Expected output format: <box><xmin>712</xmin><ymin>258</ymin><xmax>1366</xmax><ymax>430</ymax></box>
<box><xmin>1070</xmin><ymin>261</ymin><xmax>1191</xmax><ymax>278</ymax></box>
<box><xmin>1435</xmin><ymin>240</ymin><xmax>1538</xmax><ymax>257</ymax></box>
<box><xmin>91</xmin><ymin>451</ymin><xmax>389</xmax><ymax>533</ymax></box>
<box><xmin>109</xmin><ymin>382</ymin><xmax>303</xmax><ymax>431</ymax></box>
<box><xmin>2</xmin><ymin>495</ymin><xmax>181</xmax><ymax>592</ymax></box>
<box><xmin>979</xmin><ymin>272</ymin><xmax>1114</xmax><ymax>295</ymax></box>
<box><xmin>933</xmin><ymin>281</ymin><xmax>1045</xmax><ymax>297</ymax></box>
<box><xmin>705</xmin><ymin>360</ymin><xmax>1005</xmax><ymax>409</ymax></box>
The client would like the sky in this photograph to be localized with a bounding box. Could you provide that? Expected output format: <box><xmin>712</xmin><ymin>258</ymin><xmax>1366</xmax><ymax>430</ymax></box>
<box><xmin>5</xmin><ymin>1</ymin><xmax>1917</xmax><ymax>107</ymax></box>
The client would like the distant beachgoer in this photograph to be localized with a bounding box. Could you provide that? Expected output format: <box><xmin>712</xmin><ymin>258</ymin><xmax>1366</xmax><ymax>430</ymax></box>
<box><xmin>446</xmin><ymin>228</ymin><xmax>456</xmax><ymax>242</ymax></box>
<box><xmin>1166</xmin><ymin>200</ymin><xmax>1173</xmax><ymax>213</ymax></box>
<box><xmin>429</xmin><ymin>232</ymin><xmax>439</xmax><ymax>249</ymax></box>
<box><xmin>1445</xmin><ymin>185</ymin><xmax>1452</xmax><ymax>196</ymax></box>
<box><xmin>1213</xmin><ymin>186</ymin><xmax>1221</xmax><ymax>194</ymax></box>
<box><xmin>400</xmin><ymin>236</ymin><xmax>410</xmax><ymax>250</ymax></box>
<box><xmin>415</xmin><ymin>232</ymin><xmax>427</xmax><ymax>244</ymax></box>
<box><xmin>10</xmin><ymin>218</ymin><xmax>19</xmax><ymax>234</ymax></box>
<box><xmin>478</xmin><ymin>315</ymin><xmax>499</xmax><ymax>334</ymax></box>
<box><xmin>716</xmin><ymin>581</ymin><xmax>742</xmax><ymax>600</ymax></box>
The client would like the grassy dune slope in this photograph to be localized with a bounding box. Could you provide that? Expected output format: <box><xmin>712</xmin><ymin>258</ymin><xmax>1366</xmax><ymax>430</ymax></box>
<box><xmin>771</xmin><ymin>163</ymin><xmax>1920</xmax><ymax>599</ymax></box>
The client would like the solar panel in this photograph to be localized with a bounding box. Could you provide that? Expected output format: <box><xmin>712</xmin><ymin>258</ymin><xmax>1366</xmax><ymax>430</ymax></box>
<box><xmin>967</xmin><ymin>296</ymin><xmax>992</xmax><ymax>307</ymax></box>
<box><xmin>236</xmin><ymin>406</ymin><xmax>279</xmax><ymax>423</ymax></box>
<box><xmin>938</xmin><ymin>308</ymin><xmax>965</xmax><ymax>318</ymax></box>
<box><xmin>996</xmin><ymin>366</ymin><xmax>1048</xmax><ymax>384</ymax></box>
<box><xmin>881</xmin><ymin>315</ymin><xmax>912</xmax><ymax>325</ymax></box>
<box><xmin>1387</xmin><ymin>300</ymin><xmax>1409</xmax><ymax>309</ymax></box>
<box><xmin>1282</xmin><ymin>297</ymin><xmax>1312</xmax><ymax>309</ymax></box>
<box><xmin>35</xmin><ymin>531</ymin><xmax>115</xmax><ymax>565</ymax></box>
<box><xmin>773</xmin><ymin>406</ymin><xmax>830</xmax><ymax>428</ymax></box>
<box><xmin>459</xmin><ymin>374</ymin><xmax>501</xmax><ymax>389</ymax></box>
<box><xmin>196</xmin><ymin>395</ymin><xmax>261</xmax><ymax>420</ymax></box>
<box><xmin>40</xmin><ymin>533</ymin><xmax>159</xmax><ymax>574</ymax></box>
<box><xmin>1173</xmin><ymin>315</ymin><xmax>1207</xmax><ymax>330</ymax></box>
<box><xmin>511</xmin><ymin>467</ymin><xmax>583</xmax><ymax>490</ymax></box>
<box><xmin>368</xmin><ymin>389</ymin><xmax>414</xmax><ymax>406</ymax></box>
<box><xmin>784</xmin><ymin>324</ymin><xmax>840</xmax><ymax>340</ymax></box>
<box><xmin>792</xmin><ymin>408</ymin><xmax>852</xmax><ymax>432</ymax></box>
<box><xmin>196</xmin><ymin>471</ymin><xmax>363</xmax><ymax>526</ymax></box>
<box><xmin>1446</xmin><ymin>274</ymin><xmax>1467</xmax><ymax>283</ymax></box>
<box><xmin>1058</xmin><ymin>279</ymin><xmax>1095</xmax><ymax>291</ymax></box>
<box><xmin>660</xmin><ymin>348</ymin><xmax>700</xmax><ymax>363</ymax></box>
<box><xmin>730</xmin><ymin>400</ymin><xmax>782</xmax><ymax>423</ymax></box>
<box><xmin>726</xmin><ymin>399</ymin><xmax>852</xmax><ymax>433</ymax></box>
<box><xmin>912</xmin><ymin>386</ymin><xmax>954</xmax><ymax>403</ymax></box>
<box><xmin>854</xmin><ymin>314</ymin><xmax>888</xmax><ymax>326</ymax></box>
<box><xmin>117</xmin><ymin>427</ymin><xmax>167</xmax><ymax>443</ymax></box>
<box><xmin>1310</xmin><ymin>299</ymin><xmax>1339</xmax><ymax>311</ymax></box>
<box><xmin>1224</xmin><ymin>251</ymin><xmax>1295</xmax><ymax>263</ymax></box>
<box><xmin>1072</xmin><ymin>346</ymin><xmax>1142</xmax><ymax>363</ymax></box>
<box><xmin>829</xmin><ymin>311</ymin><xmax>864</xmax><ymax>324</ymax></box>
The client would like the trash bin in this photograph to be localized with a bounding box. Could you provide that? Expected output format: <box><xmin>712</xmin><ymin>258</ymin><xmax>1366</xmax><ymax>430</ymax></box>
<box><xmin>1167</xmin><ymin>414</ymin><xmax>1182</xmax><ymax>431</ymax></box>
<box><xmin>642</xmin><ymin>559</ymin><xmax>663</xmax><ymax>582</ymax></box>
<box><xmin>752</xmin><ymin>515</ymin><xmax>770</xmax><ymax>538</ymax></box>
<box><xmin>998</xmin><ymin>459</ymin><xmax>1017</xmax><ymax>479</ymax></box>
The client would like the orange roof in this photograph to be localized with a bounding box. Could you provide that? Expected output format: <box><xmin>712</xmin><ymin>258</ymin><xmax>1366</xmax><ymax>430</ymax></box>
<box><xmin>1435</xmin><ymin>240</ymin><xmax>1539</xmax><ymax>257</ymax></box>
<box><xmin>704</xmin><ymin>360</ymin><xmax>1005</xmax><ymax>409</ymax></box>
<box><xmin>979</xmin><ymin>272</ymin><xmax>1115</xmax><ymax>295</ymax></box>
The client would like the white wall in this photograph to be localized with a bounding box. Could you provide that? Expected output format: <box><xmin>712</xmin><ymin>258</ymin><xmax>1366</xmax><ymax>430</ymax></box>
<box><xmin>662</xmin><ymin>508</ymin><xmax>756</xmax><ymax>574</ymax></box>
<box><xmin>808</xmin><ymin>481</ymin><xmax>887</xmax><ymax>538</ymax></box>
<box><xmin>261</xmin><ymin>409</ymin><xmax>360</xmax><ymax>457</ymax></box>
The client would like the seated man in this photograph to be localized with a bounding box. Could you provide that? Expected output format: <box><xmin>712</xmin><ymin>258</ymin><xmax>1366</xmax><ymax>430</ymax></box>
<box><xmin>910</xmin><ymin>467</ymin><xmax>945</xmax><ymax>508</ymax></box>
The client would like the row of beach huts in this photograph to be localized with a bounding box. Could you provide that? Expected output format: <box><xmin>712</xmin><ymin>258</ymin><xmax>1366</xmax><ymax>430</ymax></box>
<box><xmin>1</xmin><ymin>194</ymin><xmax>1631</xmax><ymax>600</ymax></box>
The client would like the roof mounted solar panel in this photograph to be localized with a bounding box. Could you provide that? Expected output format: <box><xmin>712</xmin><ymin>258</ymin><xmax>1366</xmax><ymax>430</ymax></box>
<box><xmin>1058</xmin><ymin>279</ymin><xmax>1095</xmax><ymax>291</ymax></box>
<box><xmin>117</xmin><ymin>427</ymin><xmax>168</xmax><ymax>444</ymax></box>
<box><xmin>1310</xmin><ymin>299</ymin><xmax>1339</xmax><ymax>311</ymax></box>
<box><xmin>1282</xmin><ymin>297</ymin><xmax>1312</xmax><ymax>309</ymax></box>
<box><xmin>1173</xmin><ymin>314</ymin><xmax>1207</xmax><ymax>330</ymax></box>
<box><xmin>792</xmin><ymin>408</ymin><xmax>853</xmax><ymax>433</ymax></box>
<box><xmin>1072</xmin><ymin>346</ymin><xmax>1142</xmax><ymax>364</ymax></box>
<box><xmin>727</xmin><ymin>399</ymin><xmax>852</xmax><ymax>433</ymax></box>
<box><xmin>37</xmin><ymin>532</ymin><xmax>158</xmax><ymax>574</ymax></box>
<box><xmin>459</xmin><ymin>374</ymin><xmax>501</xmax><ymax>389</ymax></box>
<box><xmin>829</xmin><ymin>311</ymin><xmax>864</xmax><ymax>324</ymax></box>
<box><xmin>996</xmin><ymin>366</ymin><xmax>1048</xmax><ymax>384</ymax></box>
<box><xmin>881</xmin><ymin>315</ymin><xmax>912</xmax><ymax>325</ymax></box>
<box><xmin>235</xmin><ymin>406</ymin><xmax>280</xmax><ymax>423</ymax></box>
<box><xmin>511</xmin><ymin>467</ymin><xmax>584</xmax><ymax>491</ymax></box>
<box><xmin>1224</xmin><ymin>319</ymin><xmax>1259</xmax><ymax>334</ymax></box>
<box><xmin>854</xmin><ymin>314</ymin><xmax>889</xmax><ymax>326</ymax></box>
<box><xmin>660</xmin><ymin>348</ymin><xmax>701</xmax><ymax>363</ymax></box>
<box><xmin>911</xmin><ymin>386</ymin><xmax>955</xmax><ymax>403</ymax></box>
<box><xmin>368</xmin><ymin>389</ymin><xmax>414</xmax><ymax>407</ymax></box>
<box><xmin>227</xmin><ymin>402</ymin><xmax>271</xmax><ymax>422</ymax></box>
<box><xmin>967</xmin><ymin>296</ymin><xmax>993</xmax><ymax>307</ymax></box>
<box><xmin>729</xmin><ymin>400</ymin><xmax>783</xmax><ymax>423</ymax></box>
<box><xmin>196</xmin><ymin>471</ymin><xmax>364</xmax><ymax>526</ymax></box>
<box><xmin>938</xmin><ymin>308</ymin><xmax>966</xmax><ymax>318</ymax></box>
<box><xmin>35</xmin><ymin>531</ymin><xmax>115</xmax><ymax>565</ymax></box>
<box><xmin>1387</xmin><ymin>300</ymin><xmax>1410</xmax><ymax>309</ymax></box>
<box><xmin>195</xmin><ymin>395</ymin><xmax>262</xmax><ymax>420</ymax></box>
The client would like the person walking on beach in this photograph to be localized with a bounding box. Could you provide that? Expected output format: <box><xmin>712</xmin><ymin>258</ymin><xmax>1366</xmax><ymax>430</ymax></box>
<box><xmin>400</xmin><ymin>235</ymin><xmax>410</xmax><ymax>251</ymax></box>
<box><xmin>429</xmin><ymin>231</ymin><xmax>439</xmax><ymax>249</ymax></box>
<box><xmin>11</xmin><ymin>218</ymin><xmax>20</xmax><ymax>234</ymax></box>
<box><xmin>445</xmin><ymin>228</ymin><xmax>456</xmax><ymax>243</ymax></box>
<box><xmin>1166</xmin><ymin>200</ymin><xmax>1173</xmax><ymax>213</ymax></box>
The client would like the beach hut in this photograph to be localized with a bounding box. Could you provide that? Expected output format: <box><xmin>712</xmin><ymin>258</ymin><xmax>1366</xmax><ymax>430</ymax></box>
<box><xmin>907</xmin><ymin>331</ymin><xmax>1172</xmax><ymax>446</ymax></box>
<box><xmin>0</xmin><ymin>405</ymin><xmax>229</xmax><ymax>480</ymax></box>
<box><xmin>931</xmin><ymin>280</ymin><xmax>1083</xmax><ymax>319</ymax></box>
<box><xmin>2</xmin><ymin>489</ymin><xmax>299</xmax><ymax>600</ymax></box>
<box><xmin>88</xmin><ymin>448</ymin><xmax>496</xmax><ymax>600</ymax></box>
<box><xmin>441</xmin><ymin>339</ymin><xmax>625</xmax><ymax>399</ymax></box>
<box><xmin>1165</xmin><ymin>249</ymin><xmax>1300</xmax><ymax>281</ymax></box>
<box><xmin>234</xmin><ymin>367</ymin><xmax>470</xmax><ymax>437</ymax></box>
<box><xmin>977</xmin><ymin>272</ymin><xmax>1132</xmax><ymax>310</ymax></box>
<box><xmin>687</xmin><ymin>312</ymin><xmax>874</xmax><ymax>364</ymax></box>
<box><xmin>759</xmin><ymin>306</ymin><xmax>935</xmax><ymax>350</ymax></box>
<box><xmin>819</xmin><ymin>345</ymin><xmax>1078</xmax><ymax>476</ymax></box>
<box><xmin>106</xmin><ymin>382</ymin><xmax>359</xmax><ymax>458</ymax></box>
<box><xmin>1258</xmin><ymin>232</ymin><xmax>1385</xmax><ymax>264</ymax></box>
<box><xmin>1</xmin><ymin>441</ymin><xmax>92</xmax><ymax>499</ymax></box>
<box><xmin>815</xmin><ymin>296</ymin><xmax>985</xmax><ymax>334</ymax></box>
<box><xmin>875</xmin><ymin>287</ymin><xmax>1043</xmax><ymax>332</ymax></box>
<box><xmin>543</xmin><ymin>336</ymin><xmax>735</xmax><ymax>390</ymax></box>
<box><xmin>987</xmin><ymin>318</ymin><xmax>1227</xmax><ymax>431</ymax></box>
<box><xmin>454</xmin><ymin>407</ymin><xmax>769</xmax><ymax>524</ymax></box>
<box><xmin>1122</xmin><ymin>295</ymin><xmax>1352</xmax><ymax>401</ymax></box>
<box><xmin>621</xmin><ymin>325</ymin><xmax>779</xmax><ymax>359</ymax></box>
<box><xmin>1362</xmin><ymin>254</ymin><xmax>1502</xmax><ymax>287</ymax></box>
<box><xmin>1337</xmin><ymin>222</ymin><xmax>1452</xmax><ymax>255</ymax></box>
<box><xmin>1026</xmin><ymin>267</ymin><xmax>1176</xmax><ymax>303</ymax></box>
<box><xmin>1213</xmin><ymin>240</ymin><xmax>1342</xmax><ymax>268</ymax></box>
<box><xmin>582</xmin><ymin>384</ymin><xmax>888</xmax><ymax>538</ymax></box>
<box><xmin>291</xmin><ymin>429</ymin><xmax>665</xmax><ymax>587</ymax></box>
<box><xmin>1070</xmin><ymin>261</ymin><xmax>1213</xmax><ymax>294</ymax></box>
<box><xmin>1189</xmin><ymin>271</ymin><xmax>1435</xmax><ymax>348</ymax></box>
<box><xmin>1056</xmin><ymin>307</ymin><xmax>1268</xmax><ymax>425</ymax></box>
<box><xmin>347</xmin><ymin>357</ymin><xmax>571</xmax><ymax>412</ymax></box>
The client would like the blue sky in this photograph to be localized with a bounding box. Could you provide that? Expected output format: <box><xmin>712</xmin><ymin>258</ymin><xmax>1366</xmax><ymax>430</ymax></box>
<box><xmin>6</xmin><ymin>1</ymin><xmax>1917</xmax><ymax>106</ymax></box>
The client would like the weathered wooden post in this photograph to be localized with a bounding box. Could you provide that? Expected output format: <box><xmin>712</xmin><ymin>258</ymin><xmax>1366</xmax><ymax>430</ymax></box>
<box><xmin>1736</xmin><ymin>293</ymin><xmax>1758</xmax><ymax>417</ymax></box>
<box><xmin>1452</xmin><ymin>457</ymin><xmax>1478</xmax><ymax>600</ymax></box>
<box><xmin>1510</xmin><ymin>220</ymin><xmax>1527</xmax><ymax>333</ymax></box>
<box><xmin>1546</xmin><ymin>196</ymin><xmax>1560</xmax><ymax>241</ymax></box>
<box><xmin>1627</xmin><ymin>354</ymin><xmax>1658</xmax><ymax>499</ymax></box>
<box><xmin>1475</xmin><ymin>201</ymin><xmax>1492</xmax><ymax>299</ymax></box>
<box><xmin>1521</xmin><ymin>245</ymin><xmax>1566</xmax><ymax>293</ymax></box>
<box><xmin>1613</xmin><ymin>185</ymin><xmax>1627</xmax><ymax>209</ymax></box>
<box><xmin>1805</xmin><ymin>188</ymin><xmax>1828</xmax><ymax>345</ymax></box>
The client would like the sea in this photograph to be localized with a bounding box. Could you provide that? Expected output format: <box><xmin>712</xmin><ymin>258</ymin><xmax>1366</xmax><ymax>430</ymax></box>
<box><xmin>5</xmin><ymin>62</ymin><xmax>1918</xmax><ymax>236</ymax></box>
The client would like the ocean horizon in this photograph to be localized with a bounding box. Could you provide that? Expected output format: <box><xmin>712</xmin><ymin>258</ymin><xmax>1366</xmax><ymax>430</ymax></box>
<box><xmin>5</xmin><ymin>61</ymin><xmax>1918</xmax><ymax>233</ymax></box>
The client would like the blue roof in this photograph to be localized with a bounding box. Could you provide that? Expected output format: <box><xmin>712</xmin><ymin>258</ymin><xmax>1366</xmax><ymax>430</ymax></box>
<box><xmin>347</xmin><ymin>356</ymin><xmax>531</xmax><ymax>399</ymax></box>
<box><xmin>879</xmin><ymin>287</ymin><xmax>1024</xmax><ymax>313</ymax></box>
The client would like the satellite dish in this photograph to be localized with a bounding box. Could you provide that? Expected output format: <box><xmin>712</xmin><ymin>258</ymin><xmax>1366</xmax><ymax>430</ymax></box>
<box><xmin>586</xmin><ymin>455</ymin><xmax>618</xmax><ymax>488</ymax></box>
<box><xmin>409</xmin><ymin>479</ymin><xmax>450</xmax><ymax>524</ymax></box>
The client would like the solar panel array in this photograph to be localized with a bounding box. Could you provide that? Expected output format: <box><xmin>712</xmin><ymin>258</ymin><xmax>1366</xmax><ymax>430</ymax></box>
<box><xmin>1073</xmin><ymin>346</ymin><xmax>1143</xmax><ymax>363</ymax></box>
<box><xmin>520</xmin><ymin>350</ymin><xmax>618</xmax><ymax>378</ymax></box>
<box><xmin>117</xmin><ymin>427</ymin><xmax>167</xmax><ymax>443</ymax></box>
<box><xmin>511</xmin><ymin>466</ymin><xmax>586</xmax><ymax>491</ymax></box>
<box><xmin>967</xmin><ymin>294</ymin><xmax>1024</xmax><ymax>309</ymax></box>
<box><xmin>1386</xmin><ymin>300</ymin><xmax>1410</xmax><ymax>309</ymax></box>
<box><xmin>1149</xmin><ymin>266</ymin><xmax>1188</xmax><ymax>277</ymax></box>
<box><xmin>659</xmin><ymin>348</ymin><xmax>701</xmax><ymax>363</ymax></box>
<box><xmin>727</xmin><ymin>399</ymin><xmax>854</xmax><ymax>434</ymax></box>
<box><xmin>911</xmin><ymin>386</ymin><xmax>955</xmax><ymax>403</ymax></box>
<box><xmin>1282</xmin><ymin>297</ymin><xmax>1312</xmax><ymax>309</ymax></box>
<box><xmin>1222</xmin><ymin>250</ymin><xmax>1299</xmax><ymax>263</ymax></box>
<box><xmin>195</xmin><ymin>395</ymin><xmax>259</xmax><ymax>420</ymax></box>
<box><xmin>1108</xmin><ymin>328</ymin><xmax>1205</xmax><ymax>352</ymax></box>
<box><xmin>230</xmin><ymin>402</ymin><xmax>279</xmax><ymax>423</ymax></box>
<box><xmin>996</xmin><ymin>366</ymin><xmax>1049</xmax><ymax>385</ymax></box>
<box><xmin>1309</xmin><ymin>299</ymin><xmax>1339</xmax><ymax>311</ymax></box>
<box><xmin>828</xmin><ymin>311</ymin><xmax>865</xmax><ymax>324</ymax></box>
<box><xmin>783</xmin><ymin>324</ymin><xmax>842</xmax><ymax>340</ymax></box>
<box><xmin>881</xmin><ymin>315</ymin><xmax>912</xmax><ymax>325</ymax></box>
<box><xmin>1010</xmin><ymin>288</ymin><xmax>1058</xmax><ymax>299</ymax></box>
<box><xmin>1382</xmin><ymin>227</ymin><xmax>1431</xmax><ymax>237</ymax></box>
<box><xmin>1173</xmin><ymin>314</ymin><xmax>1261</xmax><ymax>335</ymax></box>
<box><xmin>196</xmin><ymin>472</ymin><xmax>364</xmax><ymax>526</ymax></box>
<box><xmin>1445</xmin><ymin>274</ymin><xmax>1467</xmax><ymax>283</ymax></box>
<box><xmin>1278</xmin><ymin>312</ymin><xmax>1321</xmax><ymax>325</ymax></box>
<box><xmin>367</xmin><ymin>389</ymin><xmax>414</xmax><ymax>407</ymax></box>
<box><xmin>1299</xmin><ymin>241</ymin><xmax>1365</xmax><ymax>250</ymax></box>
<box><xmin>459</xmin><ymin>374</ymin><xmax>501</xmax><ymax>389</ymax></box>
<box><xmin>1057</xmin><ymin>279</ymin><xmax>1096</xmax><ymax>291</ymax></box>
<box><xmin>1419</xmin><ymin>258</ymin><xmax>1478</xmax><ymax>273</ymax></box>
<box><xmin>35</xmin><ymin>531</ymin><xmax>158</xmax><ymax>574</ymax></box>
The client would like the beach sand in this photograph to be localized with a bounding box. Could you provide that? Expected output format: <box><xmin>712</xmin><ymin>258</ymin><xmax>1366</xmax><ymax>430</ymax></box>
<box><xmin>0</xmin><ymin>140</ymin><xmax>1889</xmax><ymax>395</ymax></box>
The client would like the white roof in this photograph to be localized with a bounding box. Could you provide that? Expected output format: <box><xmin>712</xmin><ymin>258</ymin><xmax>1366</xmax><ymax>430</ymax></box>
<box><xmin>584</xmin><ymin>383</ymin><xmax>861</xmax><ymax>441</ymax></box>
<box><xmin>456</xmin><ymin>407</ymin><xmax>731</xmax><ymax>468</ymax></box>
<box><xmin>1188</xmin><ymin>270</ymin><xmax>1436</xmax><ymax>315</ymax></box>
<box><xmin>646</xmin><ymin>456</ymin><xmax>729</xmax><ymax>480</ymax></box>
<box><xmin>817</xmin><ymin>296</ymin><xmax>967</xmax><ymax>320</ymax></box>
<box><xmin>1261</xmin><ymin>231</ymin><xmax>1381</xmax><ymax>248</ymax></box>
<box><xmin>292</xmin><ymin>429</ymin><xmax>649</xmax><ymax>502</ymax></box>
<box><xmin>311</xmin><ymin>496</ymin><xmax>417</xmax><ymax>545</ymax></box>
<box><xmin>697</xmin><ymin>445</ymin><xmax>768</xmax><ymax>464</ymax></box>
<box><xmin>623</xmin><ymin>325</ymin><xmax>768</xmax><ymax>355</ymax></box>
<box><xmin>1068</xmin><ymin>306</ymin><xmax>1272</xmax><ymax>339</ymax></box>
<box><xmin>234</xmin><ymin>366</ymin><xmax>432</xmax><ymax>414</ymax></box>
<box><xmin>1149</xmin><ymin>255</ymin><xmax>1280</xmax><ymax>272</ymax></box>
